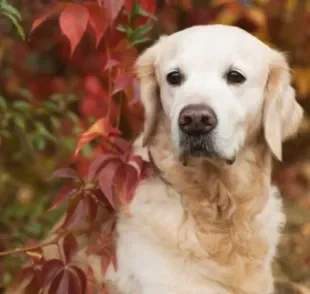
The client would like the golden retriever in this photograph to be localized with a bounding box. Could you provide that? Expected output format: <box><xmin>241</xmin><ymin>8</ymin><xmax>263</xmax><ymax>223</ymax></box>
<box><xmin>102</xmin><ymin>25</ymin><xmax>303</xmax><ymax>294</ymax></box>
<box><xmin>8</xmin><ymin>24</ymin><xmax>304</xmax><ymax>294</ymax></box>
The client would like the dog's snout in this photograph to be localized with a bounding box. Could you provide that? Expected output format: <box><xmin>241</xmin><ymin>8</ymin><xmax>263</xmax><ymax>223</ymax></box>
<box><xmin>178</xmin><ymin>104</ymin><xmax>217</xmax><ymax>135</ymax></box>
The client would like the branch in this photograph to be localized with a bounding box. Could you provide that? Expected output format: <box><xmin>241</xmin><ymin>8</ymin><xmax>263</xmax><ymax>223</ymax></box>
<box><xmin>0</xmin><ymin>239</ymin><xmax>57</xmax><ymax>257</ymax></box>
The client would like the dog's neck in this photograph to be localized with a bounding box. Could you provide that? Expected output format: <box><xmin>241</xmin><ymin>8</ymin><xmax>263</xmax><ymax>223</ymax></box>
<box><xmin>147</xmin><ymin>113</ymin><xmax>273</xmax><ymax>262</ymax></box>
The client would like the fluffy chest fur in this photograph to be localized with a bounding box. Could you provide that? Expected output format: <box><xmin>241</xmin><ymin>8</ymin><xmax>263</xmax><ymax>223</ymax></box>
<box><xmin>102</xmin><ymin>129</ymin><xmax>286</xmax><ymax>294</ymax></box>
<box><xmin>104</xmin><ymin>176</ymin><xmax>284</xmax><ymax>294</ymax></box>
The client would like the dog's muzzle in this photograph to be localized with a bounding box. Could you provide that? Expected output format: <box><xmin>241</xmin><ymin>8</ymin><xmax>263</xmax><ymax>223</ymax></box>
<box><xmin>178</xmin><ymin>104</ymin><xmax>218</xmax><ymax>157</ymax></box>
<box><xmin>178</xmin><ymin>104</ymin><xmax>217</xmax><ymax>136</ymax></box>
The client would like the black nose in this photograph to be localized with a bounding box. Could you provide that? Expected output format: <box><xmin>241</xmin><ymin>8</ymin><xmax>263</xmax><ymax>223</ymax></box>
<box><xmin>178</xmin><ymin>104</ymin><xmax>217</xmax><ymax>135</ymax></box>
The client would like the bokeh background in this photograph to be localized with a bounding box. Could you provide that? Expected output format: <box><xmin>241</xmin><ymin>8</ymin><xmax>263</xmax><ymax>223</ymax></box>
<box><xmin>1</xmin><ymin>0</ymin><xmax>310</xmax><ymax>293</ymax></box>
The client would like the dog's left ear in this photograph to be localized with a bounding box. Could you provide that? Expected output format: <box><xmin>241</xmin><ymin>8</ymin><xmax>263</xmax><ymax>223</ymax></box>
<box><xmin>263</xmin><ymin>51</ymin><xmax>303</xmax><ymax>161</ymax></box>
<box><xmin>134</xmin><ymin>36</ymin><xmax>166</xmax><ymax>146</ymax></box>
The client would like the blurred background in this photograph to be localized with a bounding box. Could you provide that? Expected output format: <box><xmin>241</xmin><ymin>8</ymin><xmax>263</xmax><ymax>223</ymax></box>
<box><xmin>1</xmin><ymin>0</ymin><xmax>310</xmax><ymax>293</ymax></box>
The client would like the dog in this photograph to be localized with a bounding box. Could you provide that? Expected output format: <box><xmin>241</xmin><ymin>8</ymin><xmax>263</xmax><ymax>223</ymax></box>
<box><xmin>7</xmin><ymin>24</ymin><xmax>303</xmax><ymax>294</ymax></box>
<box><xmin>100</xmin><ymin>25</ymin><xmax>303</xmax><ymax>294</ymax></box>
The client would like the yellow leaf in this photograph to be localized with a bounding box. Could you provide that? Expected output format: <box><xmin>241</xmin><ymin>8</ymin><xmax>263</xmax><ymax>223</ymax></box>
<box><xmin>246</xmin><ymin>7</ymin><xmax>266</xmax><ymax>28</ymax></box>
<box><xmin>255</xmin><ymin>0</ymin><xmax>269</xmax><ymax>4</ymax></box>
<box><xmin>211</xmin><ymin>0</ymin><xmax>235</xmax><ymax>6</ymax></box>
<box><xmin>285</xmin><ymin>0</ymin><xmax>298</xmax><ymax>13</ymax></box>
<box><xmin>292</xmin><ymin>67</ymin><xmax>310</xmax><ymax>98</ymax></box>
<box><xmin>215</xmin><ymin>8</ymin><xmax>241</xmax><ymax>25</ymax></box>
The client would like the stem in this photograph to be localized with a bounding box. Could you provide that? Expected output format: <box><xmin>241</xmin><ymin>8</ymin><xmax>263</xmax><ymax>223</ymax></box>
<box><xmin>56</xmin><ymin>242</ymin><xmax>65</xmax><ymax>261</ymax></box>
<box><xmin>0</xmin><ymin>239</ymin><xmax>57</xmax><ymax>257</ymax></box>
<box><xmin>116</xmin><ymin>93</ymin><xmax>124</xmax><ymax>129</ymax></box>
<box><xmin>104</xmin><ymin>34</ymin><xmax>113</xmax><ymax>121</ymax></box>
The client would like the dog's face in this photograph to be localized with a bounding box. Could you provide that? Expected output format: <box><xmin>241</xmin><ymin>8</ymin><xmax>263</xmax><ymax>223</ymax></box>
<box><xmin>136</xmin><ymin>25</ymin><xmax>303</xmax><ymax>163</ymax></box>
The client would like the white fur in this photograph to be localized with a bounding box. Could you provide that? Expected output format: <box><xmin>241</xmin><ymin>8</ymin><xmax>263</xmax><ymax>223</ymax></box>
<box><xmin>90</xmin><ymin>25</ymin><xmax>300</xmax><ymax>294</ymax></box>
<box><xmin>156</xmin><ymin>25</ymin><xmax>270</xmax><ymax>160</ymax></box>
<box><xmin>103</xmin><ymin>177</ymin><xmax>285</xmax><ymax>294</ymax></box>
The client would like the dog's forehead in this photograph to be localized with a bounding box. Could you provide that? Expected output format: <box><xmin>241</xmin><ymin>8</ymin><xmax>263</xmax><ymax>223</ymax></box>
<box><xmin>157</xmin><ymin>25</ymin><xmax>270</xmax><ymax>71</ymax></box>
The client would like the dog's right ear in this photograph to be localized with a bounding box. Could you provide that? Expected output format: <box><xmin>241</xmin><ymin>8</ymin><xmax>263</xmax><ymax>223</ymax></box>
<box><xmin>263</xmin><ymin>51</ymin><xmax>303</xmax><ymax>161</ymax></box>
<box><xmin>134</xmin><ymin>37</ymin><xmax>166</xmax><ymax>146</ymax></box>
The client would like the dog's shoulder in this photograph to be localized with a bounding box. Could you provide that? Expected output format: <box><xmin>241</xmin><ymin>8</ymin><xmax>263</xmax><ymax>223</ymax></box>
<box><xmin>254</xmin><ymin>185</ymin><xmax>286</xmax><ymax>260</ymax></box>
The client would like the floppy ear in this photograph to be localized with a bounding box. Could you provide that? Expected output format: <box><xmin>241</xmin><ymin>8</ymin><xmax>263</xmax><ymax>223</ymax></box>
<box><xmin>263</xmin><ymin>52</ymin><xmax>303</xmax><ymax>161</ymax></box>
<box><xmin>134</xmin><ymin>37</ymin><xmax>165</xmax><ymax>146</ymax></box>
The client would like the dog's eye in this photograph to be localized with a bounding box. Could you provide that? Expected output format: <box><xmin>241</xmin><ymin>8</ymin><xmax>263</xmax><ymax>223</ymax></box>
<box><xmin>166</xmin><ymin>71</ymin><xmax>183</xmax><ymax>86</ymax></box>
<box><xmin>226</xmin><ymin>70</ymin><xmax>246</xmax><ymax>84</ymax></box>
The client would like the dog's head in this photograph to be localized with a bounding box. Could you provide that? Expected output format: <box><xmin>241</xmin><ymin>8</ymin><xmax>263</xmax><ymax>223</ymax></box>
<box><xmin>135</xmin><ymin>25</ymin><xmax>303</xmax><ymax>164</ymax></box>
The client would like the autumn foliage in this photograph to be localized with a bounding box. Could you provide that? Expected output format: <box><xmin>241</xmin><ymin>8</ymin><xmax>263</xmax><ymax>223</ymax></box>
<box><xmin>1</xmin><ymin>0</ymin><xmax>310</xmax><ymax>293</ymax></box>
<box><xmin>1</xmin><ymin>0</ymin><xmax>158</xmax><ymax>293</ymax></box>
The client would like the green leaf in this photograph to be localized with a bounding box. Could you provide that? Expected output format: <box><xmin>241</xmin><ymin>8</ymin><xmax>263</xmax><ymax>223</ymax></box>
<box><xmin>136</xmin><ymin>5</ymin><xmax>157</xmax><ymax>20</ymax></box>
<box><xmin>26</xmin><ymin>222</ymin><xmax>42</xmax><ymax>236</ymax></box>
<box><xmin>0</xmin><ymin>2</ymin><xmax>22</xmax><ymax>20</ymax></box>
<box><xmin>116</xmin><ymin>24</ymin><xmax>130</xmax><ymax>33</ymax></box>
<box><xmin>81</xmin><ymin>143</ymin><xmax>92</xmax><ymax>157</ymax></box>
<box><xmin>15</xmin><ymin>117</ymin><xmax>26</xmax><ymax>130</ymax></box>
<box><xmin>67</xmin><ymin>111</ymin><xmax>79</xmax><ymax>123</ymax></box>
<box><xmin>50</xmin><ymin>93</ymin><xmax>64</xmax><ymax>101</ymax></box>
<box><xmin>12</xmin><ymin>100</ymin><xmax>30</xmax><ymax>111</ymax></box>
<box><xmin>34</xmin><ymin>122</ymin><xmax>55</xmax><ymax>142</ymax></box>
<box><xmin>0</xmin><ymin>96</ymin><xmax>7</xmax><ymax>110</ymax></box>
<box><xmin>35</xmin><ymin>136</ymin><xmax>46</xmax><ymax>150</ymax></box>
<box><xmin>0</xmin><ymin>129</ymin><xmax>10</xmax><ymax>138</ymax></box>
<box><xmin>72</xmin><ymin>125</ymin><xmax>82</xmax><ymax>135</ymax></box>
<box><xmin>130</xmin><ymin>23</ymin><xmax>153</xmax><ymax>42</ymax></box>
<box><xmin>43</xmin><ymin>101</ymin><xmax>59</xmax><ymax>112</ymax></box>
<box><xmin>50</xmin><ymin>116</ymin><xmax>61</xmax><ymax>129</ymax></box>
<box><xmin>131</xmin><ymin>37</ymin><xmax>152</xmax><ymax>46</ymax></box>
<box><xmin>17</xmin><ymin>88</ymin><xmax>35</xmax><ymax>101</ymax></box>
<box><xmin>1</xmin><ymin>10</ymin><xmax>25</xmax><ymax>40</ymax></box>
<box><xmin>62</xmin><ymin>137</ymin><xmax>76</xmax><ymax>151</ymax></box>
<box><xmin>129</xmin><ymin>0</ymin><xmax>139</xmax><ymax>24</ymax></box>
<box><xmin>135</xmin><ymin>23</ymin><xmax>153</xmax><ymax>35</ymax></box>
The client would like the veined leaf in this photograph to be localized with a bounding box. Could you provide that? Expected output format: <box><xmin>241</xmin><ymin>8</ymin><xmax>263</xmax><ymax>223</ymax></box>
<box><xmin>59</xmin><ymin>4</ymin><xmax>90</xmax><ymax>56</ymax></box>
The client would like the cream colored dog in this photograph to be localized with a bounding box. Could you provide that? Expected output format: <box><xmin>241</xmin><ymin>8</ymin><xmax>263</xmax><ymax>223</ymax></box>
<box><xmin>101</xmin><ymin>25</ymin><xmax>303</xmax><ymax>294</ymax></box>
<box><xmin>8</xmin><ymin>24</ymin><xmax>303</xmax><ymax>294</ymax></box>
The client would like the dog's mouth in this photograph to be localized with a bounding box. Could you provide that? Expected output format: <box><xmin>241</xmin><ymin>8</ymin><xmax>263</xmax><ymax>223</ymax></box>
<box><xmin>178</xmin><ymin>133</ymin><xmax>236</xmax><ymax>166</ymax></box>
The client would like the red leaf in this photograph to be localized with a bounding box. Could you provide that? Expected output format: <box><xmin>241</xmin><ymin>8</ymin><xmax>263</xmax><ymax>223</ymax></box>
<box><xmin>103</xmin><ymin>59</ymin><xmax>120</xmax><ymax>71</ymax></box>
<box><xmin>103</xmin><ymin>0</ymin><xmax>125</xmax><ymax>24</ymax></box>
<box><xmin>62</xmin><ymin>197</ymin><xmax>87</xmax><ymax>229</ymax></box>
<box><xmin>24</xmin><ymin>271</ymin><xmax>41</xmax><ymax>294</ymax></box>
<box><xmin>112</xmin><ymin>137</ymin><xmax>132</xmax><ymax>153</ymax></box>
<box><xmin>31</xmin><ymin>2</ymin><xmax>72</xmax><ymax>33</ymax></box>
<box><xmin>114</xmin><ymin>163</ymin><xmax>139</xmax><ymax>206</ymax></box>
<box><xmin>49</xmin><ymin>184</ymin><xmax>78</xmax><ymax>211</ymax></box>
<box><xmin>87</xmin><ymin>196</ymin><xmax>98</xmax><ymax>221</ymax></box>
<box><xmin>75</xmin><ymin>118</ymin><xmax>121</xmax><ymax>156</ymax></box>
<box><xmin>87</xmin><ymin>153</ymin><xmax>122</xmax><ymax>181</ymax></box>
<box><xmin>88</xmin><ymin>6</ymin><xmax>107</xmax><ymax>47</ymax></box>
<box><xmin>140</xmin><ymin>160</ymin><xmax>154</xmax><ymax>180</ymax></box>
<box><xmin>98</xmin><ymin>160</ymin><xmax>122</xmax><ymax>208</ymax></box>
<box><xmin>130</xmin><ymin>155</ymin><xmax>145</xmax><ymax>176</ymax></box>
<box><xmin>71</xmin><ymin>266</ymin><xmax>87</xmax><ymax>294</ymax></box>
<box><xmin>49</xmin><ymin>168</ymin><xmax>79</xmax><ymax>181</ymax></box>
<box><xmin>59</xmin><ymin>4</ymin><xmax>90</xmax><ymax>56</ymax></box>
<box><xmin>111</xmin><ymin>246</ymin><xmax>118</xmax><ymax>271</ymax></box>
<box><xmin>63</xmin><ymin>233</ymin><xmax>78</xmax><ymax>264</ymax></box>
<box><xmin>139</xmin><ymin>0</ymin><xmax>157</xmax><ymax>14</ymax></box>
<box><xmin>11</xmin><ymin>266</ymin><xmax>35</xmax><ymax>291</ymax></box>
<box><xmin>124</xmin><ymin>164</ymin><xmax>139</xmax><ymax>203</ymax></box>
<box><xmin>41</xmin><ymin>259</ymin><xmax>64</xmax><ymax>287</ymax></box>
<box><xmin>113</xmin><ymin>72</ymin><xmax>134</xmax><ymax>95</ymax></box>
<box><xmin>48</xmin><ymin>268</ymin><xmax>81</xmax><ymax>294</ymax></box>
<box><xmin>124</xmin><ymin>0</ymin><xmax>135</xmax><ymax>12</ymax></box>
